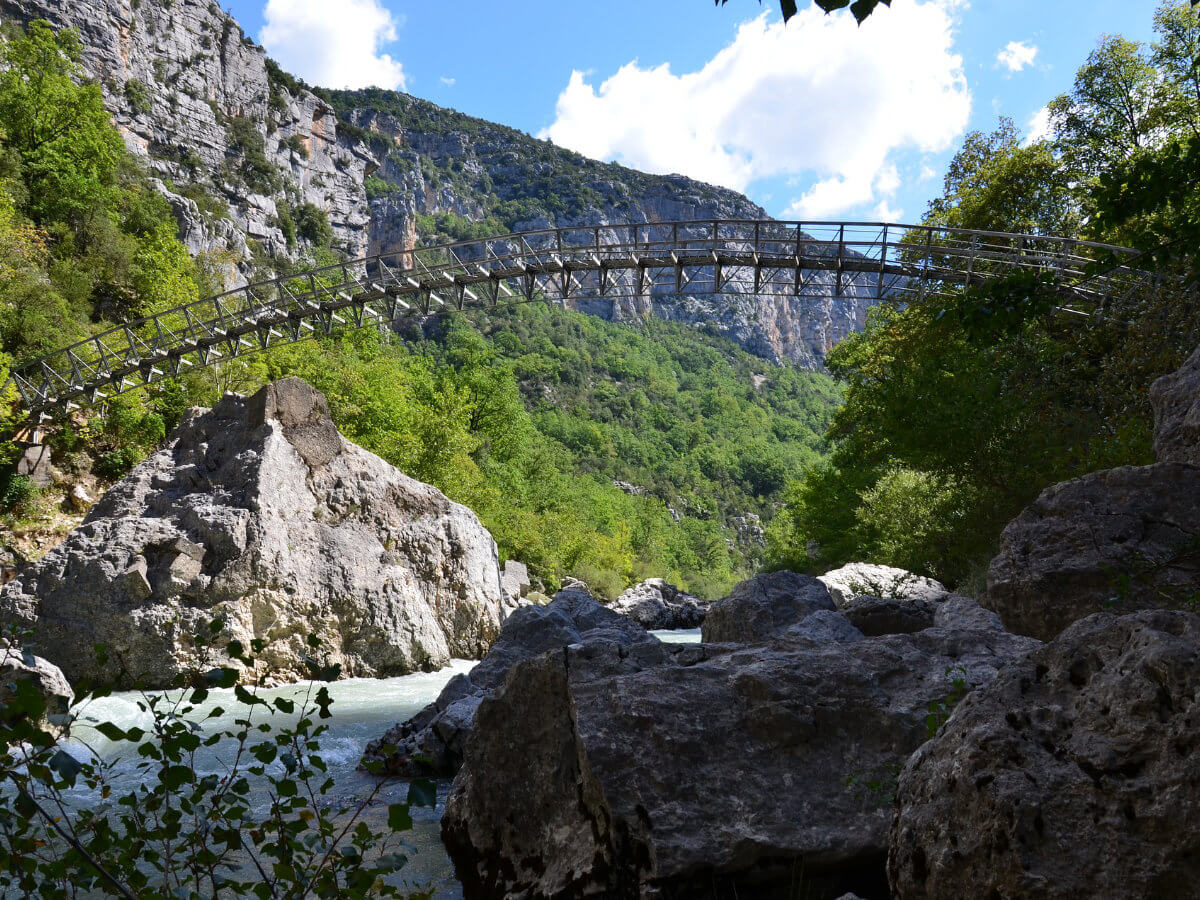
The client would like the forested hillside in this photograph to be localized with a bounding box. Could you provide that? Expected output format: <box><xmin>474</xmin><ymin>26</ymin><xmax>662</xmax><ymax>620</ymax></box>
<box><xmin>766</xmin><ymin>0</ymin><xmax>1200</xmax><ymax>588</ymax></box>
<box><xmin>0</xmin><ymin>11</ymin><xmax>842</xmax><ymax>598</ymax></box>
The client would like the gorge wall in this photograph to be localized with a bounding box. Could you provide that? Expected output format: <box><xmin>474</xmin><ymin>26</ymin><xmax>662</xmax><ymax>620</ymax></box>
<box><xmin>0</xmin><ymin>0</ymin><xmax>877</xmax><ymax>367</ymax></box>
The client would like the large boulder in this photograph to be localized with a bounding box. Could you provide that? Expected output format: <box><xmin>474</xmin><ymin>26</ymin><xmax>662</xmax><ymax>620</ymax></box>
<box><xmin>0</xmin><ymin>645</ymin><xmax>73</xmax><ymax>718</ymax></box>
<box><xmin>609</xmin><ymin>577</ymin><xmax>708</xmax><ymax>629</ymax></box>
<box><xmin>0</xmin><ymin>378</ymin><xmax>505</xmax><ymax>688</ymax></box>
<box><xmin>889</xmin><ymin>610</ymin><xmax>1200</xmax><ymax>899</ymax></box>
<box><xmin>1149</xmin><ymin>342</ymin><xmax>1200</xmax><ymax>465</ymax></box>
<box><xmin>983</xmin><ymin>463</ymin><xmax>1200</xmax><ymax>640</ymax></box>
<box><xmin>444</xmin><ymin>615</ymin><xmax>1038</xmax><ymax>899</ymax></box>
<box><xmin>362</xmin><ymin>584</ymin><xmax>656</xmax><ymax>776</ymax></box>
<box><xmin>818</xmin><ymin>563</ymin><xmax>948</xmax><ymax>609</ymax></box>
<box><xmin>842</xmin><ymin>595</ymin><xmax>936</xmax><ymax>637</ymax></box>
<box><xmin>701</xmin><ymin>570</ymin><xmax>835</xmax><ymax>643</ymax></box>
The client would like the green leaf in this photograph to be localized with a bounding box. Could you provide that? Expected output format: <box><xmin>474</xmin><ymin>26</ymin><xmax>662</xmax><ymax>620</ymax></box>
<box><xmin>49</xmin><ymin>749</ymin><xmax>82</xmax><ymax>784</ymax></box>
<box><xmin>93</xmin><ymin>722</ymin><xmax>127</xmax><ymax>742</ymax></box>
<box><xmin>387</xmin><ymin>803</ymin><xmax>412</xmax><ymax>831</ymax></box>
<box><xmin>162</xmin><ymin>765</ymin><xmax>194</xmax><ymax>790</ymax></box>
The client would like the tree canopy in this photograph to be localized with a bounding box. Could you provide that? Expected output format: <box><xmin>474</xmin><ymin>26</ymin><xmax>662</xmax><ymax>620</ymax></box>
<box><xmin>767</xmin><ymin>0</ymin><xmax>1200</xmax><ymax>588</ymax></box>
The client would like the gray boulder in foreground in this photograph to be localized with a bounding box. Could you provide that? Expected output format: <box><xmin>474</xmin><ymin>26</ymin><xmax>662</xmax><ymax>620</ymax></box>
<box><xmin>608</xmin><ymin>577</ymin><xmax>708</xmax><ymax>629</ymax></box>
<box><xmin>362</xmin><ymin>585</ymin><xmax>655</xmax><ymax>776</ymax></box>
<box><xmin>889</xmin><ymin>610</ymin><xmax>1200</xmax><ymax>899</ymax></box>
<box><xmin>818</xmin><ymin>562</ymin><xmax>948</xmax><ymax>609</ymax></box>
<box><xmin>701</xmin><ymin>570</ymin><xmax>836</xmax><ymax>642</ymax></box>
<box><xmin>0</xmin><ymin>646</ymin><xmax>73</xmax><ymax>718</ymax></box>
<box><xmin>443</xmin><ymin>603</ymin><xmax>1038</xmax><ymax>899</ymax></box>
<box><xmin>983</xmin><ymin>463</ymin><xmax>1200</xmax><ymax>641</ymax></box>
<box><xmin>0</xmin><ymin>378</ymin><xmax>505</xmax><ymax>688</ymax></box>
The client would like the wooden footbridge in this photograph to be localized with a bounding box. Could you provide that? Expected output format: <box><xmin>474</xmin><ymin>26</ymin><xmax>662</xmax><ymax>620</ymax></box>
<box><xmin>5</xmin><ymin>219</ymin><xmax>1165</xmax><ymax>417</ymax></box>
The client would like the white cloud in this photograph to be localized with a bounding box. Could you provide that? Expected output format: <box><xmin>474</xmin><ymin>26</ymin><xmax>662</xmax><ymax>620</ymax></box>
<box><xmin>260</xmin><ymin>0</ymin><xmax>406</xmax><ymax>90</ymax></box>
<box><xmin>1024</xmin><ymin>105</ymin><xmax>1052</xmax><ymax>144</ymax></box>
<box><xmin>873</xmin><ymin>200</ymin><xmax>904</xmax><ymax>221</ymax></box>
<box><xmin>996</xmin><ymin>40</ymin><xmax>1038</xmax><ymax>73</ymax></box>
<box><xmin>540</xmin><ymin>1</ymin><xmax>970</xmax><ymax>219</ymax></box>
<box><xmin>440</xmin><ymin>76</ymin><xmax>456</xmax><ymax>86</ymax></box>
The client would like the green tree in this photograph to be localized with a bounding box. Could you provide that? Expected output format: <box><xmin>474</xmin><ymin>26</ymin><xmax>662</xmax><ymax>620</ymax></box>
<box><xmin>1048</xmin><ymin>36</ymin><xmax>1161</xmax><ymax>182</ymax></box>
<box><xmin>0</xmin><ymin>21</ymin><xmax>123</xmax><ymax>226</ymax></box>
<box><xmin>922</xmin><ymin>118</ymin><xmax>1078</xmax><ymax>236</ymax></box>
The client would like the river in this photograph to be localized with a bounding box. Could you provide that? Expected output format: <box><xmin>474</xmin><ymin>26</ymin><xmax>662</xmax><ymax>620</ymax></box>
<box><xmin>57</xmin><ymin>628</ymin><xmax>702</xmax><ymax>897</ymax></box>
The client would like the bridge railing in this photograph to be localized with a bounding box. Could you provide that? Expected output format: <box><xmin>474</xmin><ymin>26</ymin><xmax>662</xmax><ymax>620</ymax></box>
<box><xmin>6</xmin><ymin>220</ymin><xmax>1170</xmax><ymax>416</ymax></box>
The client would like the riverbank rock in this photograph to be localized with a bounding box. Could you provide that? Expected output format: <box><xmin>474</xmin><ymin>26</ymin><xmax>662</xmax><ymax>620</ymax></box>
<box><xmin>842</xmin><ymin>595</ymin><xmax>937</xmax><ymax>636</ymax></box>
<box><xmin>0</xmin><ymin>646</ymin><xmax>73</xmax><ymax>718</ymax></box>
<box><xmin>608</xmin><ymin>578</ymin><xmax>708</xmax><ymax>629</ymax></box>
<box><xmin>1149</xmin><ymin>342</ymin><xmax>1200</xmax><ymax>465</ymax></box>
<box><xmin>362</xmin><ymin>584</ymin><xmax>656</xmax><ymax>776</ymax></box>
<box><xmin>444</xmin><ymin>611</ymin><xmax>1038</xmax><ymax>899</ymax></box>
<box><xmin>983</xmin><ymin>463</ymin><xmax>1200</xmax><ymax>640</ymax></box>
<box><xmin>0</xmin><ymin>378</ymin><xmax>505</xmax><ymax>688</ymax></box>
<box><xmin>701</xmin><ymin>570</ymin><xmax>836</xmax><ymax>643</ymax></box>
<box><xmin>818</xmin><ymin>563</ymin><xmax>948</xmax><ymax>609</ymax></box>
<box><xmin>889</xmin><ymin>610</ymin><xmax>1200</xmax><ymax>899</ymax></box>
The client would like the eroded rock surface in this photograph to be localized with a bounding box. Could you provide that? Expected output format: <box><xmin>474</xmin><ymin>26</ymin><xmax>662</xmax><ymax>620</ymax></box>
<box><xmin>1150</xmin><ymin>342</ymin><xmax>1200</xmax><ymax>465</ymax></box>
<box><xmin>443</xmin><ymin>615</ymin><xmax>1039</xmax><ymax>900</ymax></box>
<box><xmin>983</xmin><ymin>463</ymin><xmax>1200</xmax><ymax>640</ymax></box>
<box><xmin>818</xmin><ymin>563</ymin><xmax>948</xmax><ymax>609</ymax></box>
<box><xmin>889</xmin><ymin>610</ymin><xmax>1200</xmax><ymax>899</ymax></box>
<box><xmin>701</xmin><ymin>570</ymin><xmax>835</xmax><ymax>643</ymax></box>
<box><xmin>361</xmin><ymin>585</ymin><xmax>655</xmax><ymax>776</ymax></box>
<box><xmin>0</xmin><ymin>646</ymin><xmax>73</xmax><ymax>718</ymax></box>
<box><xmin>608</xmin><ymin>578</ymin><xmax>708</xmax><ymax>629</ymax></box>
<box><xmin>0</xmin><ymin>378</ymin><xmax>505</xmax><ymax>688</ymax></box>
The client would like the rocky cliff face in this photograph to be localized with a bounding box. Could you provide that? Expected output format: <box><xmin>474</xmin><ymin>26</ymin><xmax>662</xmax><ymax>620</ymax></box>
<box><xmin>0</xmin><ymin>0</ymin><xmax>376</xmax><ymax>275</ymax></box>
<box><xmin>0</xmin><ymin>378</ymin><xmax>506</xmax><ymax>688</ymax></box>
<box><xmin>0</xmin><ymin>0</ymin><xmax>877</xmax><ymax>366</ymax></box>
<box><xmin>342</xmin><ymin>99</ymin><xmax>877</xmax><ymax>368</ymax></box>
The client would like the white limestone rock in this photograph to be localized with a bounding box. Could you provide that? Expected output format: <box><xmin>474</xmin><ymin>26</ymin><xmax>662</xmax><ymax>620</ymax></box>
<box><xmin>0</xmin><ymin>378</ymin><xmax>505</xmax><ymax>688</ymax></box>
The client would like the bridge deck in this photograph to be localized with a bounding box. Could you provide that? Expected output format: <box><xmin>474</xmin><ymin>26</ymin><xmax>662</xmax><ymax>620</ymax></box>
<box><xmin>5</xmin><ymin>220</ymin><xmax>1174</xmax><ymax>417</ymax></box>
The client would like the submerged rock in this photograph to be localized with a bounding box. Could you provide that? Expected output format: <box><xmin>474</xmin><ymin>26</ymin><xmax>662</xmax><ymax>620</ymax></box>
<box><xmin>889</xmin><ymin>609</ymin><xmax>1200</xmax><ymax>899</ymax></box>
<box><xmin>608</xmin><ymin>577</ymin><xmax>708</xmax><ymax>629</ymax></box>
<box><xmin>361</xmin><ymin>584</ymin><xmax>655</xmax><ymax>776</ymax></box>
<box><xmin>443</xmin><ymin>611</ymin><xmax>1038</xmax><ymax>899</ymax></box>
<box><xmin>983</xmin><ymin>463</ymin><xmax>1200</xmax><ymax>640</ymax></box>
<box><xmin>701</xmin><ymin>570</ymin><xmax>836</xmax><ymax>643</ymax></box>
<box><xmin>0</xmin><ymin>378</ymin><xmax>505</xmax><ymax>688</ymax></box>
<box><xmin>818</xmin><ymin>562</ymin><xmax>948</xmax><ymax>609</ymax></box>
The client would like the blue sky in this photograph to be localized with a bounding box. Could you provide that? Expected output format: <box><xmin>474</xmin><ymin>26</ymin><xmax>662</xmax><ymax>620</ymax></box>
<box><xmin>223</xmin><ymin>0</ymin><xmax>1160</xmax><ymax>223</ymax></box>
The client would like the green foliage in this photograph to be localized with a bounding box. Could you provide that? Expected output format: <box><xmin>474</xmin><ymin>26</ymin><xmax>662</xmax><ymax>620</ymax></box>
<box><xmin>224</xmin><ymin>116</ymin><xmax>279</xmax><ymax>193</ymax></box>
<box><xmin>0</xmin><ymin>20</ymin><xmax>124</xmax><ymax>226</ymax></box>
<box><xmin>173</xmin><ymin>303</ymin><xmax>835</xmax><ymax>599</ymax></box>
<box><xmin>280</xmin><ymin>133</ymin><xmax>308</xmax><ymax>159</ymax></box>
<box><xmin>0</xmin><ymin>473</ymin><xmax>39</xmax><ymax>517</ymax></box>
<box><xmin>293</xmin><ymin>202</ymin><xmax>332</xmax><ymax>247</ymax></box>
<box><xmin>718</xmin><ymin>0</ymin><xmax>891</xmax><ymax>25</ymax></box>
<box><xmin>0</xmin><ymin>625</ymin><xmax>430</xmax><ymax>898</ymax></box>
<box><xmin>922</xmin><ymin>118</ymin><xmax>1078</xmax><ymax>236</ymax></box>
<box><xmin>122</xmin><ymin>78</ymin><xmax>152</xmax><ymax>115</ymax></box>
<box><xmin>364</xmin><ymin>175</ymin><xmax>399</xmax><ymax>200</ymax></box>
<box><xmin>926</xmin><ymin>666</ymin><xmax>969</xmax><ymax>738</ymax></box>
<box><xmin>767</xmin><ymin>3</ymin><xmax>1200</xmax><ymax>587</ymax></box>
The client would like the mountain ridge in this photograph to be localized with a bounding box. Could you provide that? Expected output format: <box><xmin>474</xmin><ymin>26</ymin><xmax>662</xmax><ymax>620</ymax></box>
<box><xmin>0</xmin><ymin>0</ymin><xmax>876</xmax><ymax>366</ymax></box>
